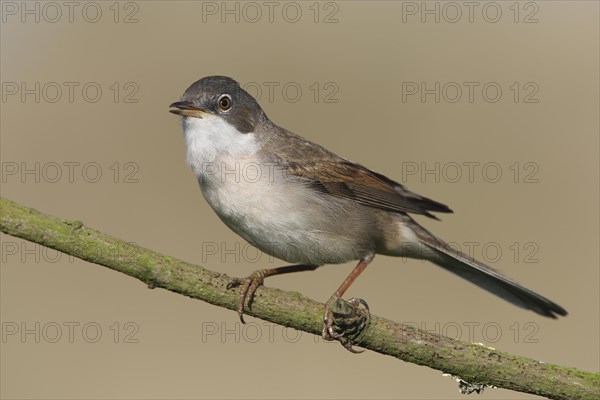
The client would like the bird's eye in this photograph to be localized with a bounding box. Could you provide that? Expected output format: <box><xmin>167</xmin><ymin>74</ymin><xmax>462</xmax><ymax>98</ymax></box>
<box><xmin>217</xmin><ymin>94</ymin><xmax>232</xmax><ymax>112</ymax></box>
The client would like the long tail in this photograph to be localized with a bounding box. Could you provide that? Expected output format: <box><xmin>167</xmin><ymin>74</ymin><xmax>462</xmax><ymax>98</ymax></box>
<box><xmin>409</xmin><ymin>221</ymin><xmax>568</xmax><ymax>319</ymax></box>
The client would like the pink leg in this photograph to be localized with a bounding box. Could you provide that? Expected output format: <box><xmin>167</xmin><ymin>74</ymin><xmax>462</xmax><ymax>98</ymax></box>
<box><xmin>227</xmin><ymin>264</ymin><xmax>320</xmax><ymax>323</ymax></box>
<box><xmin>323</xmin><ymin>253</ymin><xmax>375</xmax><ymax>341</ymax></box>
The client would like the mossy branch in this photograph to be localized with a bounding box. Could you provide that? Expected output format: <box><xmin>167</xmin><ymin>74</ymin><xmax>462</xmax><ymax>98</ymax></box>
<box><xmin>1</xmin><ymin>197</ymin><xmax>598</xmax><ymax>400</ymax></box>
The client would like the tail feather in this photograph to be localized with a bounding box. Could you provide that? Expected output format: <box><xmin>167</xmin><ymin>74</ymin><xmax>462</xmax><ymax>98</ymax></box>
<box><xmin>410</xmin><ymin>223</ymin><xmax>567</xmax><ymax>318</ymax></box>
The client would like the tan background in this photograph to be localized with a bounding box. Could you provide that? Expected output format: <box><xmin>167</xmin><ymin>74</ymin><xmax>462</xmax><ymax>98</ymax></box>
<box><xmin>1</xmin><ymin>1</ymin><xmax>598</xmax><ymax>399</ymax></box>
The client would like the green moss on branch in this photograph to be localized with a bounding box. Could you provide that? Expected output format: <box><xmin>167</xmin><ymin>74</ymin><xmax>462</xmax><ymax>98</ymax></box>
<box><xmin>1</xmin><ymin>197</ymin><xmax>598</xmax><ymax>400</ymax></box>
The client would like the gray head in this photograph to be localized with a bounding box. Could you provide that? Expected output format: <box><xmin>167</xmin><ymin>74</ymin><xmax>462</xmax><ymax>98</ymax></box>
<box><xmin>169</xmin><ymin>76</ymin><xmax>266</xmax><ymax>133</ymax></box>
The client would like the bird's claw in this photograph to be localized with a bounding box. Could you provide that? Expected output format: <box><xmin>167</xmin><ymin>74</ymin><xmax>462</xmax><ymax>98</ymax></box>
<box><xmin>226</xmin><ymin>270</ymin><xmax>266</xmax><ymax>324</ymax></box>
<box><xmin>322</xmin><ymin>296</ymin><xmax>371</xmax><ymax>353</ymax></box>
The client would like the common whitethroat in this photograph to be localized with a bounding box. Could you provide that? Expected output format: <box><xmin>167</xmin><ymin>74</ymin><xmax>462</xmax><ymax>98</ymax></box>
<box><xmin>170</xmin><ymin>76</ymin><xmax>566</xmax><ymax>344</ymax></box>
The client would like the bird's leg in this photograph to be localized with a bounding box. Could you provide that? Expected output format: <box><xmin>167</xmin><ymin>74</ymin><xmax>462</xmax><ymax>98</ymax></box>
<box><xmin>227</xmin><ymin>264</ymin><xmax>320</xmax><ymax>323</ymax></box>
<box><xmin>322</xmin><ymin>254</ymin><xmax>374</xmax><ymax>351</ymax></box>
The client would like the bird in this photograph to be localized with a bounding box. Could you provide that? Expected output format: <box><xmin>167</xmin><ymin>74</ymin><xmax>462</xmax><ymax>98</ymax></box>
<box><xmin>169</xmin><ymin>75</ymin><xmax>567</xmax><ymax>345</ymax></box>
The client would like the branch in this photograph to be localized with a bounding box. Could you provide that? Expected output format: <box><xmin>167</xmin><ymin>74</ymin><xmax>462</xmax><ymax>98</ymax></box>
<box><xmin>1</xmin><ymin>197</ymin><xmax>598</xmax><ymax>400</ymax></box>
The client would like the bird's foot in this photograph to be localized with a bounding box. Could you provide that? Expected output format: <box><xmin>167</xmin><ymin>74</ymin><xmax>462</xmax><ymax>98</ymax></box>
<box><xmin>322</xmin><ymin>296</ymin><xmax>371</xmax><ymax>353</ymax></box>
<box><xmin>226</xmin><ymin>270</ymin><xmax>267</xmax><ymax>323</ymax></box>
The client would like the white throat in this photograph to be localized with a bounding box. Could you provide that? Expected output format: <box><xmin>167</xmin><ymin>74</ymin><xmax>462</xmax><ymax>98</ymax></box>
<box><xmin>181</xmin><ymin>114</ymin><xmax>259</xmax><ymax>177</ymax></box>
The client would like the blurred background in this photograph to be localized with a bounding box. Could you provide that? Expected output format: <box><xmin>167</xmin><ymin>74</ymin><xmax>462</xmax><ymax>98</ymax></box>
<box><xmin>1</xmin><ymin>1</ymin><xmax>598</xmax><ymax>399</ymax></box>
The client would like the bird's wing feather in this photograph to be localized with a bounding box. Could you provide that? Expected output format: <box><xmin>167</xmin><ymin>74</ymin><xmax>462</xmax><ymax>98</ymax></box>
<box><xmin>265</xmin><ymin>131</ymin><xmax>452</xmax><ymax>219</ymax></box>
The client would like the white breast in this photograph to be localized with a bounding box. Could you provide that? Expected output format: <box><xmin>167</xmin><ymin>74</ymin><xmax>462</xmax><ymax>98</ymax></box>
<box><xmin>182</xmin><ymin>113</ymin><xmax>259</xmax><ymax>174</ymax></box>
<box><xmin>181</xmin><ymin>114</ymin><xmax>374</xmax><ymax>265</ymax></box>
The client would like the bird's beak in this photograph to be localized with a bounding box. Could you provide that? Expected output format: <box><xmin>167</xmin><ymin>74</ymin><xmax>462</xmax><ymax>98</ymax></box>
<box><xmin>169</xmin><ymin>101</ymin><xmax>208</xmax><ymax>118</ymax></box>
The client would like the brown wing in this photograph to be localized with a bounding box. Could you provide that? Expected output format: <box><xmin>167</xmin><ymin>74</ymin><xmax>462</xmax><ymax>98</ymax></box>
<box><xmin>261</xmin><ymin>125</ymin><xmax>453</xmax><ymax>219</ymax></box>
<box><xmin>281</xmin><ymin>159</ymin><xmax>453</xmax><ymax>220</ymax></box>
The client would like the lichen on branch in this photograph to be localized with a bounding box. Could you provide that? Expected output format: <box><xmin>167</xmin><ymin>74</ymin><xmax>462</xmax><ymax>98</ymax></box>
<box><xmin>1</xmin><ymin>197</ymin><xmax>598</xmax><ymax>400</ymax></box>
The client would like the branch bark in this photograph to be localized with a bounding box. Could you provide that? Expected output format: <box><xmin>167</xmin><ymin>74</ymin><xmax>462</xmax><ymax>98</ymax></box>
<box><xmin>1</xmin><ymin>197</ymin><xmax>598</xmax><ymax>400</ymax></box>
